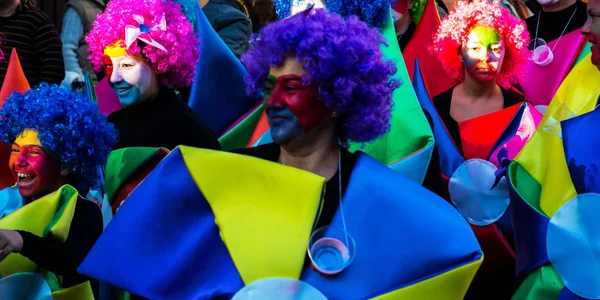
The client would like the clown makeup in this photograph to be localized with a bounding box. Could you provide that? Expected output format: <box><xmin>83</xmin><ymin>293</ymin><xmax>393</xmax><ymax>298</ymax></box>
<box><xmin>290</xmin><ymin>0</ymin><xmax>326</xmax><ymax>16</ymax></box>
<box><xmin>461</xmin><ymin>26</ymin><xmax>505</xmax><ymax>83</ymax></box>
<box><xmin>9</xmin><ymin>130</ymin><xmax>66</xmax><ymax>200</ymax></box>
<box><xmin>265</xmin><ymin>58</ymin><xmax>328</xmax><ymax>145</ymax></box>
<box><xmin>104</xmin><ymin>54</ymin><xmax>159</xmax><ymax>106</ymax></box>
<box><xmin>582</xmin><ymin>0</ymin><xmax>600</xmax><ymax>69</ymax></box>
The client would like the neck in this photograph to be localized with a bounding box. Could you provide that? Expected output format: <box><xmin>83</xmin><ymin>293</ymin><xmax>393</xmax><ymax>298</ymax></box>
<box><xmin>279</xmin><ymin>126</ymin><xmax>339</xmax><ymax>180</ymax></box>
<box><xmin>395</xmin><ymin>14</ymin><xmax>411</xmax><ymax>37</ymax></box>
<box><xmin>461</xmin><ymin>74</ymin><xmax>499</xmax><ymax>99</ymax></box>
<box><xmin>542</xmin><ymin>0</ymin><xmax>576</xmax><ymax>12</ymax></box>
<box><xmin>0</xmin><ymin>0</ymin><xmax>19</xmax><ymax>17</ymax></box>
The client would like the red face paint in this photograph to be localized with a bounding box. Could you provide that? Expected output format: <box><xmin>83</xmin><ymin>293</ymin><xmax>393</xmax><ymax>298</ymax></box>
<box><xmin>103</xmin><ymin>55</ymin><xmax>114</xmax><ymax>80</ymax></box>
<box><xmin>9</xmin><ymin>144</ymin><xmax>64</xmax><ymax>200</ymax></box>
<box><xmin>266</xmin><ymin>74</ymin><xmax>327</xmax><ymax>133</ymax></box>
<box><xmin>393</xmin><ymin>0</ymin><xmax>408</xmax><ymax>15</ymax></box>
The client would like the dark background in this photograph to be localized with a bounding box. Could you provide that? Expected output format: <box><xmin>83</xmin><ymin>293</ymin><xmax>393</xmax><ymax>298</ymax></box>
<box><xmin>37</xmin><ymin>0</ymin><xmax>66</xmax><ymax>32</ymax></box>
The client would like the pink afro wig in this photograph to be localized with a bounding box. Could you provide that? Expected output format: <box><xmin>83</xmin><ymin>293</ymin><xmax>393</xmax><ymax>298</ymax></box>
<box><xmin>431</xmin><ymin>0</ymin><xmax>529</xmax><ymax>87</ymax></box>
<box><xmin>86</xmin><ymin>0</ymin><xmax>199</xmax><ymax>88</ymax></box>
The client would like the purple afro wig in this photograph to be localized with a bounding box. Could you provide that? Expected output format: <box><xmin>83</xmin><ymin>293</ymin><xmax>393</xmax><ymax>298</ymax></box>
<box><xmin>86</xmin><ymin>0</ymin><xmax>199</xmax><ymax>88</ymax></box>
<box><xmin>242</xmin><ymin>9</ymin><xmax>398</xmax><ymax>144</ymax></box>
<box><xmin>431</xmin><ymin>0</ymin><xmax>529</xmax><ymax>87</ymax></box>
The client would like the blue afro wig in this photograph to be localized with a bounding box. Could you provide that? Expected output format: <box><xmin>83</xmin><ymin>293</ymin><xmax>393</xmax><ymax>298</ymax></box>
<box><xmin>273</xmin><ymin>0</ymin><xmax>392</xmax><ymax>28</ymax></box>
<box><xmin>0</xmin><ymin>83</ymin><xmax>118</xmax><ymax>188</ymax></box>
<box><xmin>242</xmin><ymin>9</ymin><xmax>398</xmax><ymax>144</ymax></box>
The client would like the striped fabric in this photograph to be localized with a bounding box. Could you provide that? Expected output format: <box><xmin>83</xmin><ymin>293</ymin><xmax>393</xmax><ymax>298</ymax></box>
<box><xmin>0</xmin><ymin>0</ymin><xmax>64</xmax><ymax>87</ymax></box>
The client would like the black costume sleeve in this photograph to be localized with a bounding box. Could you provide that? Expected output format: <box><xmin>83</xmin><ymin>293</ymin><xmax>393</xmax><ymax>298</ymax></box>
<box><xmin>17</xmin><ymin>198</ymin><xmax>103</xmax><ymax>288</ymax></box>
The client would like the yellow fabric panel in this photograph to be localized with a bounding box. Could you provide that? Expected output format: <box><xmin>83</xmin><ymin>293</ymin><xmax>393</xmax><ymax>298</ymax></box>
<box><xmin>52</xmin><ymin>281</ymin><xmax>95</xmax><ymax>300</ymax></box>
<box><xmin>0</xmin><ymin>185</ymin><xmax>78</xmax><ymax>277</ymax></box>
<box><xmin>515</xmin><ymin>54</ymin><xmax>600</xmax><ymax>217</ymax></box>
<box><xmin>47</xmin><ymin>187</ymin><xmax>78</xmax><ymax>241</ymax></box>
<box><xmin>180</xmin><ymin>147</ymin><xmax>325</xmax><ymax>284</ymax></box>
<box><xmin>371</xmin><ymin>257</ymin><xmax>483</xmax><ymax>300</ymax></box>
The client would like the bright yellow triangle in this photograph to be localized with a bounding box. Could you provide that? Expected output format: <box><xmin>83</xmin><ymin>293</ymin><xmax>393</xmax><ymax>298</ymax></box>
<box><xmin>0</xmin><ymin>185</ymin><xmax>79</xmax><ymax>277</ymax></box>
<box><xmin>371</xmin><ymin>256</ymin><xmax>483</xmax><ymax>300</ymax></box>
<box><xmin>514</xmin><ymin>54</ymin><xmax>600</xmax><ymax>217</ymax></box>
<box><xmin>180</xmin><ymin>146</ymin><xmax>325</xmax><ymax>284</ymax></box>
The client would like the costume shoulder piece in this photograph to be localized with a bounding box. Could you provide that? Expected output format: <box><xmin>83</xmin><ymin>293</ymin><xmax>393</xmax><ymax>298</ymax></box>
<box><xmin>79</xmin><ymin>146</ymin><xmax>482</xmax><ymax>298</ymax></box>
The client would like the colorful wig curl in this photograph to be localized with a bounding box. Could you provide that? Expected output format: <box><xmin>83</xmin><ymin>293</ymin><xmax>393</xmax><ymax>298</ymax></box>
<box><xmin>431</xmin><ymin>0</ymin><xmax>529</xmax><ymax>87</ymax></box>
<box><xmin>86</xmin><ymin>0</ymin><xmax>199</xmax><ymax>88</ymax></box>
<box><xmin>242</xmin><ymin>9</ymin><xmax>398</xmax><ymax>144</ymax></box>
<box><xmin>338</xmin><ymin>0</ymin><xmax>393</xmax><ymax>28</ymax></box>
<box><xmin>0</xmin><ymin>84</ymin><xmax>118</xmax><ymax>188</ymax></box>
<box><xmin>273</xmin><ymin>0</ymin><xmax>391</xmax><ymax>28</ymax></box>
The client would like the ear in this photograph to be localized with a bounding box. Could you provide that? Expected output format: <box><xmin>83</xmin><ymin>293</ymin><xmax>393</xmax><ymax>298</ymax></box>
<box><xmin>60</xmin><ymin>167</ymin><xmax>72</xmax><ymax>177</ymax></box>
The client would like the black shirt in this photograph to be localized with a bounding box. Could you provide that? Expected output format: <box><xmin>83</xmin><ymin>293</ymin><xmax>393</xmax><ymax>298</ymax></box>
<box><xmin>397</xmin><ymin>21</ymin><xmax>416</xmax><ymax>52</ymax></box>
<box><xmin>233</xmin><ymin>143</ymin><xmax>357</xmax><ymax>229</ymax></box>
<box><xmin>432</xmin><ymin>86</ymin><xmax>524</xmax><ymax>155</ymax></box>
<box><xmin>108</xmin><ymin>87</ymin><xmax>221</xmax><ymax>151</ymax></box>
<box><xmin>525</xmin><ymin>1</ymin><xmax>588</xmax><ymax>43</ymax></box>
<box><xmin>17</xmin><ymin>197</ymin><xmax>103</xmax><ymax>296</ymax></box>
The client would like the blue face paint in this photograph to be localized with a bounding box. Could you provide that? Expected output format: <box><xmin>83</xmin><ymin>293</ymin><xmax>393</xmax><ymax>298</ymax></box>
<box><xmin>267</xmin><ymin>106</ymin><xmax>304</xmax><ymax>145</ymax></box>
<box><xmin>112</xmin><ymin>81</ymin><xmax>142</xmax><ymax>106</ymax></box>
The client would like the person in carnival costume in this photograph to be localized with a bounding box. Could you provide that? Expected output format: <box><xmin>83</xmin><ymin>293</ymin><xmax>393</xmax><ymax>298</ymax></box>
<box><xmin>78</xmin><ymin>9</ymin><xmax>483</xmax><ymax>299</ymax></box>
<box><xmin>86</xmin><ymin>0</ymin><xmax>221</xmax><ymax>151</ymax></box>
<box><xmin>0</xmin><ymin>83</ymin><xmax>117</xmax><ymax>298</ymax></box>
<box><xmin>519</xmin><ymin>0</ymin><xmax>589</xmax><ymax>108</ymax></box>
<box><xmin>422</xmin><ymin>0</ymin><xmax>541</xmax><ymax>298</ymax></box>
<box><xmin>506</xmin><ymin>1</ymin><xmax>600</xmax><ymax>298</ymax></box>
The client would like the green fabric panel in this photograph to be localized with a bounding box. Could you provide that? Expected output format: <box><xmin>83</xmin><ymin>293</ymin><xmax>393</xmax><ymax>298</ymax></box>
<box><xmin>512</xmin><ymin>265</ymin><xmax>564</xmax><ymax>300</ymax></box>
<box><xmin>42</xmin><ymin>186</ymin><xmax>78</xmax><ymax>237</ymax></box>
<box><xmin>218</xmin><ymin>103</ymin><xmax>264</xmax><ymax>151</ymax></box>
<box><xmin>349</xmin><ymin>10</ymin><xmax>434</xmax><ymax>169</ymax></box>
<box><xmin>104</xmin><ymin>147</ymin><xmax>163</xmax><ymax>204</ymax></box>
<box><xmin>575</xmin><ymin>42</ymin><xmax>592</xmax><ymax>66</ymax></box>
<box><xmin>509</xmin><ymin>161</ymin><xmax>543</xmax><ymax>213</ymax></box>
<box><xmin>39</xmin><ymin>268</ymin><xmax>61</xmax><ymax>292</ymax></box>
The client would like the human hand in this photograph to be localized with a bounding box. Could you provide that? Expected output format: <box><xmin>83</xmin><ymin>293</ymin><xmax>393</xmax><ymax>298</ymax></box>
<box><xmin>0</xmin><ymin>230</ymin><xmax>23</xmax><ymax>262</ymax></box>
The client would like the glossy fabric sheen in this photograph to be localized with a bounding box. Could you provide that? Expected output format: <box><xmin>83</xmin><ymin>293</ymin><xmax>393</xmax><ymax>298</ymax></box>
<box><xmin>0</xmin><ymin>185</ymin><xmax>78</xmax><ymax>277</ymax></box>
<box><xmin>188</xmin><ymin>4</ymin><xmax>262</xmax><ymax>136</ymax></box>
<box><xmin>514</xmin><ymin>53</ymin><xmax>600</xmax><ymax>217</ymax></box>
<box><xmin>79</xmin><ymin>149</ymin><xmax>245</xmax><ymax>299</ymax></box>
<box><xmin>508</xmin><ymin>164</ymin><xmax>550</xmax><ymax>281</ymax></box>
<box><xmin>519</xmin><ymin>30</ymin><xmax>588</xmax><ymax>107</ymax></box>
<box><xmin>562</xmin><ymin>109</ymin><xmax>600</xmax><ymax>194</ymax></box>
<box><xmin>80</xmin><ymin>148</ymin><xmax>482</xmax><ymax>299</ymax></box>
<box><xmin>350</xmin><ymin>12</ymin><xmax>434</xmax><ymax>186</ymax></box>
<box><xmin>547</xmin><ymin>194</ymin><xmax>600</xmax><ymax>299</ymax></box>
<box><xmin>301</xmin><ymin>153</ymin><xmax>482</xmax><ymax>299</ymax></box>
<box><xmin>415</xmin><ymin>59</ymin><xmax>463</xmax><ymax>178</ymax></box>
<box><xmin>403</xmin><ymin>0</ymin><xmax>459</xmax><ymax>97</ymax></box>
<box><xmin>449</xmin><ymin>159</ymin><xmax>510</xmax><ymax>226</ymax></box>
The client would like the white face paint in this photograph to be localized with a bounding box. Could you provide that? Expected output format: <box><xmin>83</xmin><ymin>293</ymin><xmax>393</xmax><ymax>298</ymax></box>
<box><xmin>106</xmin><ymin>55</ymin><xmax>159</xmax><ymax>106</ymax></box>
<box><xmin>290</xmin><ymin>0</ymin><xmax>326</xmax><ymax>16</ymax></box>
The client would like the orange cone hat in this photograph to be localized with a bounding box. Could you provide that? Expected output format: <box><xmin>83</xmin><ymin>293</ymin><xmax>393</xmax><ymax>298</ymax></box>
<box><xmin>0</xmin><ymin>48</ymin><xmax>30</xmax><ymax>189</ymax></box>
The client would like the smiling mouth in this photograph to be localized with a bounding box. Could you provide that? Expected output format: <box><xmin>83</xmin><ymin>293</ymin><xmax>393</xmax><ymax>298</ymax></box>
<box><xmin>117</xmin><ymin>87</ymin><xmax>131</xmax><ymax>93</ymax></box>
<box><xmin>16</xmin><ymin>172</ymin><xmax>36</xmax><ymax>186</ymax></box>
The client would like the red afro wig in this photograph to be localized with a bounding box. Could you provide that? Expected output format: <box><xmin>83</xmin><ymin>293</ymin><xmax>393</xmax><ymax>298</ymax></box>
<box><xmin>431</xmin><ymin>0</ymin><xmax>529</xmax><ymax>87</ymax></box>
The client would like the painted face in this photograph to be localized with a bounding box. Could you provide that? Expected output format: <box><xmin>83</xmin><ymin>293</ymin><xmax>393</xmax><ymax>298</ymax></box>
<box><xmin>461</xmin><ymin>26</ymin><xmax>505</xmax><ymax>82</ymax></box>
<box><xmin>290</xmin><ymin>0</ymin><xmax>326</xmax><ymax>16</ymax></box>
<box><xmin>582</xmin><ymin>0</ymin><xmax>600</xmax><ymax>70</ymax></box>
<box><xmin>9</xmin><ymin>130</ymin><xmax>65</xmax><ymax>200</ymax></box>
<box><xmin>265</xmin><ymin>58</ymin><xmax>328</xmax><ymax>145</ymax></box>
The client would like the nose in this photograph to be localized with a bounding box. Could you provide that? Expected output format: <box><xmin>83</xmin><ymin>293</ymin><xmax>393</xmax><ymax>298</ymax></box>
<box><xmin>16</xmin><ymin>153</ymin><xmax>28</xmax><ymax>167</ymax></box>
<box><xmin>266</xmin><ymin>85</ymin><xmax>285</xmax><ymax>107</ymax></box>
<box><xmin>110</xmin><ymin>65</ymin><xmax>123</xmax><ymax>83</ymax></box>
<box><xmin>581</xmin><ymin>17</ymin><xmax>591</xmax><ymax>36</ymax></box>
